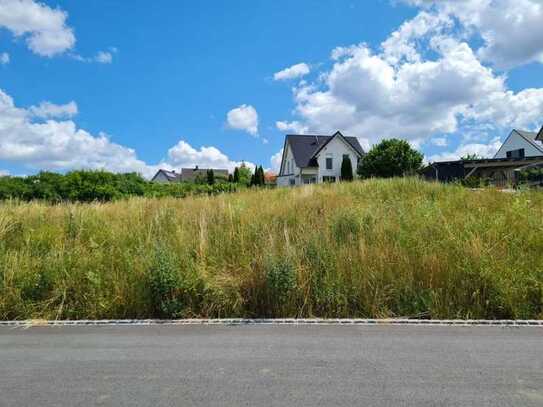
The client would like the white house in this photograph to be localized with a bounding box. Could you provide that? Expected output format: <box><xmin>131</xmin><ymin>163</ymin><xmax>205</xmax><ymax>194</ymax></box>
<box><xmin>493</xmin><ymin>128</ymin><xmax>543</xmax><ymax>159</ymax></box>
<box><xmin>276</xmin><ymin>131</ymin><xmax>365</xmax><ymax>186</ymax></box>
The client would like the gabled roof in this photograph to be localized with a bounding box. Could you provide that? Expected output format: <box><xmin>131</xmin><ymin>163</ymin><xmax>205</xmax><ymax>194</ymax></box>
<box><xmin>152</xmin><ymin>169</ymin><xmax>181</xmax><ymax>182</ymax></box>
<box><xmin>285</xmin><ymin>131</ymin><xmax>365</xmax><ymax>168</ymax></box>
<box><xmin>180</xmin><ymin>168</ymin><xmax>229</xmax><ymax>178</ymax></box>
<box><xmin>513</xmin><ymin>129</ymin><xmax>543</xmax><ymax>153</ymax></box>
<box><xmin>493</xmin><ymin>129</ymin><xmax>543</xmax><ymax>158</ymax></box>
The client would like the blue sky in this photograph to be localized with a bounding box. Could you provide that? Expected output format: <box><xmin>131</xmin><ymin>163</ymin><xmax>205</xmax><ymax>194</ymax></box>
<box><xmin>1</xmin><ymin>0</ymin><xmax>543</xmax><ymax>177</ymax></box>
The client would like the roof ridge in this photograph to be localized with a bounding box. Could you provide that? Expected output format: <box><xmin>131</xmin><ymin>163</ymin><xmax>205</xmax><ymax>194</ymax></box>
<box><xmin>286</xmin><ymin>134</ymin><xmax>331</xmax><ymax>137</ymax></box>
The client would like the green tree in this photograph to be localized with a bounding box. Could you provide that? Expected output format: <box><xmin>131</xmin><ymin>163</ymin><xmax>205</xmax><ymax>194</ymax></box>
<box><xmin>206</xmin><ymin>169</ymin><xmax>215</xmax><ymax>185</ymax></box>
<box><xmin>340</xmin><ymin>156</ymin><xmax>354</xmax><ymax>181</ymax></box>
<box><xmin>358</xmin><ymin>139</ymin><xmax>423</xmax><ymax>178</ymax></box>
<box><xmin>233</xmin><ymin>167</ymin><xmax>240</xmax><ymax>183</ymax></box>
<box><xmin>228</xmin><ymin>174</ymin><xmax>234</xmax><ymax>183</ymax></box>
<box><xmin>252</xmin><ymin>165</ymin><xmax>265</xmax><ymax>186</ymax></box>
<box><xmin>237</xmin><ymin>163</ymin><xmax>252</xmax><ymax>185</ymax></box>
<box><xmin>259</xmin><ymin>166</ymin><xmax>266</xmax><ymax>186</ymax></box>
<box><xmin>461</xmin><ymin>153</ymin><xmax>481</xmax><ymax>161</ymax></box>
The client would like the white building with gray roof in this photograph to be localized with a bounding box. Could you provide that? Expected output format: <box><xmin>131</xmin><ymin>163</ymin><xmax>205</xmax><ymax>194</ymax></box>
<box><xmin>276</xmin><ymin>131</ymin><xmax>365</xmax><ymax>187</ymax></box>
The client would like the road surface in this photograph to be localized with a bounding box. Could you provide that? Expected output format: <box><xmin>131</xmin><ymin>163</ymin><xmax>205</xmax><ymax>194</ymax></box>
<box><xmin>0</xmin><ymin>325</ymin><xmax>542</xmax><ymax>406</ymax></box>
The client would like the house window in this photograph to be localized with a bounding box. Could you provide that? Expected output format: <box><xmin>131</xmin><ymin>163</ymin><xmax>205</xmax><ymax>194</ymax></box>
<box><xmin>326</xmin><ymin>157</ymin><xmax>333</xmax><ymax>170</ymax></box>
<box><xmin>322</xmin><ymin>176</ymin><xmax>336</xmax><ymax>183</ymax></box>
<box><xmin>289</xmin><ymin>178</ymin><xmax>295</xmax><ymax>186</ymax></box>
<box><xmin>506</xmin><ymin>148</ymin><xmax>525</xmax><ymax>159</ymax></box>
<box><xmin>343</xmin><ymin>154</ymin><xmax>349</xmax><ymax>161</ymax></box>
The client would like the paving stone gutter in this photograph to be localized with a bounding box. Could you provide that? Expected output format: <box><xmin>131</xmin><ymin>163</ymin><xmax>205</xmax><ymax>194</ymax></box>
<box><xmin>0</xmin><ymin>319</ymin><xmax>542</xmax><ymax>327</ymax></box>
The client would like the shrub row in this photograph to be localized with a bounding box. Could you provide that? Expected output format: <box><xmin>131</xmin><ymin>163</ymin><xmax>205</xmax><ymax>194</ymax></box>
<box><xmin>0</xmin><ymin>170</ymin><xmax>239</xmax><ymax>203</ymax></box>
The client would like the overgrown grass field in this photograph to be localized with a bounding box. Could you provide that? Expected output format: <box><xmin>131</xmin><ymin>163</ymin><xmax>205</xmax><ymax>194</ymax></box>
<box><xmin>1</xmin><ymin>178</ymin><xmax>542</xmax><ymax>320</ymax></box>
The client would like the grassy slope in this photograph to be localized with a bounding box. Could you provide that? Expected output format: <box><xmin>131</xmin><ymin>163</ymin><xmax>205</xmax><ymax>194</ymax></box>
<box><xmin>1</xmin><ymin>178</ymin><xmax>542</xmax><ymax>320</ymax></box>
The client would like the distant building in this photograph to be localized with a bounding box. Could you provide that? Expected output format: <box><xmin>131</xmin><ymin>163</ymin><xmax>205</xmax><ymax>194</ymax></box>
<box><xmin>424</xmin><ymin>126</ymin><xmax>543</xmax><ymax>187</ymax></box>
<box><xmin>276</xmin><ymin>131</ymin><xmax>365</xmax><ymax>186</ymax></box>
<box><xmin>264</xmin><ymin>171</ymin><xmax>277</xmax><ymax>185</ymax></box>
<box><xmin>151</xmin><ymin>166</ymin><xmax>229</xmax><ymax>183</ymax></box>
<box><xmin>151</xmin><ymin>169</ymin><xmax>181</xmax><ymax>183</ymax></box>
<box><xmin>493</xmin><ymin>128</ymin><xmax>543</xmax><ymax>159</ymax></box>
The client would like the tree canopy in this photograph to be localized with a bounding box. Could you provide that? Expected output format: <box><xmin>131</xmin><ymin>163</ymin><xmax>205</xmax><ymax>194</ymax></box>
<box><xmin>358</xmin><ymin>139</ymin><xmax>423</xmax><ymax>178</ymax></box>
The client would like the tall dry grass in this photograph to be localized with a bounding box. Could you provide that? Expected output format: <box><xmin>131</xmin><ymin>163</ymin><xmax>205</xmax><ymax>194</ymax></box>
<box><xmin>1</xmin><ymin>178</ymin><xmax>542</xmax><ymax>320</ymax></box>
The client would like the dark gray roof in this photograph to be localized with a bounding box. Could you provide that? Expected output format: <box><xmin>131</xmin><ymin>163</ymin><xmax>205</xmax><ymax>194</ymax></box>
<box><xmin>152</xmin><ymin>169</ymin><xmax>181</xmax><ymax>182</ymax></box>
<box><xmin>286</xmin><ymin>132</ymin><xmax>365</xmax><ymax>168</ymax></box>
<box><xmin>516</xmin><ymin>129</ymin><xmax>538</xmax><ymax>140</ymax></box>
<box><xmin>152</xmin><ymin>168</ymin><xmax>229</xmax><ymax>183</ymax></box>
<box><xmin>536</xmin><ymin>126</ymin><xmax>542</xmax><ymax>141</ymax></box>
<box><xmin>514</xmin><ymin>129</ymin><xmax>543</xmax><ymax>153</ymax></box>
<box><xmin>180</xmin><ymin>168</ymin><xmax>229</xmax><ymax>181</ymax></box>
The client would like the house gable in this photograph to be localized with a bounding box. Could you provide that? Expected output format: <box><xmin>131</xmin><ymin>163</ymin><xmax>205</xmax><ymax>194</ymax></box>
<box><xmin>282</xmin><ymin>132</ymin><xmax>364</xmax><ymax>170</ymax></box>
<box><xmin>277</xmin><ymin>131</ymin><xmax>365</xmax><ymax>186</ymax></box>
<box><xmin>313</xmin><ymin>131</ymin><xmax>363</xmax><ymax>161</ymax></box>
<box><xmin>494</xmin><ymin>130</ymin><xmax>543</xmax><ymax>159</ymax></box>
<box><xmin>279</xmin><ymin>140</ymin><xmax>299</xmax><ymax>176</ymax></box>
<box><xmin>151</xmin><ymin>169</ymin><xmax>180</xmax><ymax>183</ymax></box>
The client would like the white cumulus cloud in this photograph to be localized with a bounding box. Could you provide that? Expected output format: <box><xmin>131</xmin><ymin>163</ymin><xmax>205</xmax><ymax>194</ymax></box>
<box><xmin>430</xmin><ymin>137</ymin><xmax>448</xmax><ymax>147</ymax></box>
<box><xmin>0</xmin><ymin>88</ymin><xmax>251</xmax><ymax>178</ymax></box>
<box><xmin>164</xmin><ymin>140</ymin><xmax>253</xmax><ymax>172</ymax></box>
<box><xmin>275</xmin><ymin>120</ymin><xmax>308</xmax><ymax>134</ymax></box>
<box><xmin>0</xmin><ymin>0</ymin><xmax>75</xmax><ymax>57</ymax></box>
<box><xmin>274</xmin><ymin>63</ymin><xmax>310</xmax><ymax>81</ymax></box>
<box><xmin>71</xmin><ymin>49</ymin><xmax>115</xmax><ymax>64</ymax></box>
<box><xmin>270</xmin><ymin>149</ymin><xmax>283</xmax><ymax>173</ymax></box>
<box><xmin>276</xmin><ymin>5</ymin><xmax>543</xmax><ymax>151</ymax></box>
<box><xmin>0</xmin><ymin>88</ymin><xmax>152</xmax><ymax>176</ymax></box>
<box><xmin>95</xmin><ymin>51</ymin><xmax>113</xmax><ymax>64</ymax></box>
<box><xmin>428</xmin><ymin>137</ymin><xmax>503</xmax><ymax>162</ymax></box>
<box><xmin>226</xmin><ymin>104</ymin><xmax>258</xmax><ymax>136</ymax></box>
<box><xmin>405</xmin><ymin>0</ymin><xmax>543</xmax><ymax>69</ymax></box>
<box><xmin>29</xmin><ymin>100</ymin><xmax>78</xmax><ymax>119</ymax></box>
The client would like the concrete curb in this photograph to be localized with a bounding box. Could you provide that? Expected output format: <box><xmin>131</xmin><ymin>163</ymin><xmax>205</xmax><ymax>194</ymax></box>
<box><xmin>0</xmin><ymin>318</ymin><xmax>542</xmax><ymax>327</ymax></box>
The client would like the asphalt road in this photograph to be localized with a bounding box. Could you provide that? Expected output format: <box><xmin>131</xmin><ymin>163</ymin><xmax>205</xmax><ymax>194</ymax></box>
<box><xmin>0</xmin><ymin>325</ymin><xmax>542</xmax><ymax>407</ymax></box>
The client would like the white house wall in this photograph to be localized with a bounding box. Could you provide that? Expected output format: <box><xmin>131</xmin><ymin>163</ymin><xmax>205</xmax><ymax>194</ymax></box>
<box><xmin>315</xmin><ymin>136</ymin><xmax>359</xmax><ymax>182</ymax></box>
<box><xmin>494</xmin><ymin>131</ymin><xmax>543</xmax><ymax>158</ymax></box>
<box><xmin>277</xmin><ymin>141</ymin><xmax>301</xmax><ymax>186</ymax></box>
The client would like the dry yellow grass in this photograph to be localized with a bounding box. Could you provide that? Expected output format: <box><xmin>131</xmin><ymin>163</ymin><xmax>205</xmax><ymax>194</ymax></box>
<box><xmin>1</xmin><ymin>178</ymin><xmax>542</xmax><ymax>320</ymax></box>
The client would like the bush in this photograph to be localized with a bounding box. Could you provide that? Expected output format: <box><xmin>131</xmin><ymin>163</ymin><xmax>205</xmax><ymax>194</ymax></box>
<box><xmin>358</xmin><ymin>139</ymin><xmax>423</xmax><ymax>178</ymax></box>
<box><xmin>265</xmin><ymin>257</ymin><xmax>297</xmax><ymax>315</ymax></box>
<box><xmin>148</xmin><ymin>245</ymin><xmax>209</xmax><ymax>318</ymax></box>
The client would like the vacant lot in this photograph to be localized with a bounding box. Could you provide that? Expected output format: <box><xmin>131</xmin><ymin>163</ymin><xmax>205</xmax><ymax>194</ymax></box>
<box><xmin>1</xmin><ymin>178</ymin><xmax>542</xmax><ymax>320</ymax></box>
